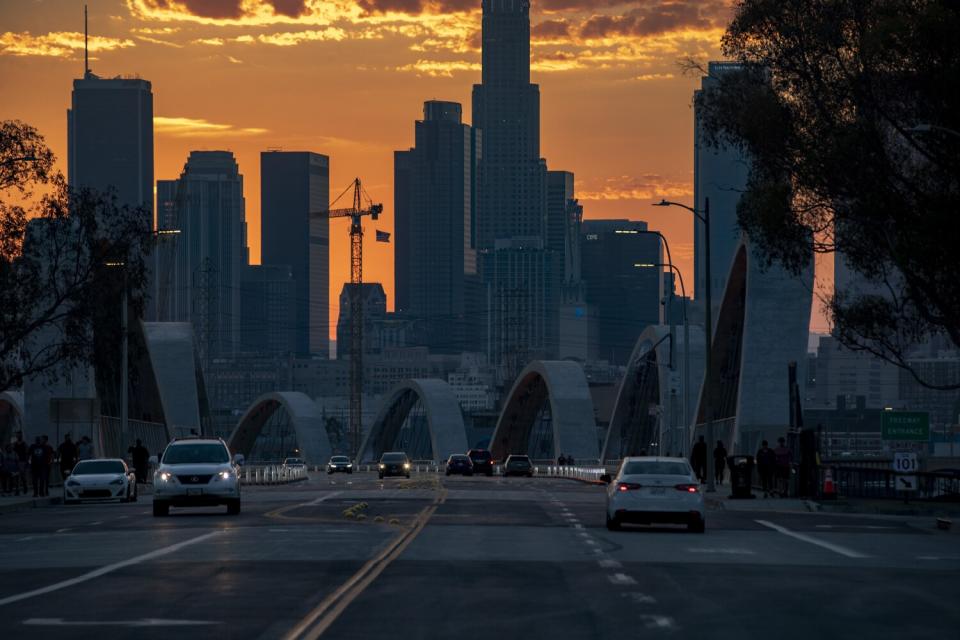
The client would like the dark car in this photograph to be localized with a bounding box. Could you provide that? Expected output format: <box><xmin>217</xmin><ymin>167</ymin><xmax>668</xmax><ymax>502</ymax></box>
<box><xmin>379</xmin><ymin>452</ymin><xmax>411</xmax><ymax>479</ymax></box>
<box><xmin>504</xmin><ymin>454</ymin><xmax>533</xmax><ymax>477</ymax></box>
<box><xmin>446</xmin><ymin>454</ymin><xmax>474</xmax><ymax>476</ymax></box>
<box><xmin>327</xmin><ymin>455</ymin><xmax>353</xmax><ymax>474</ymax></box>
<box><xmin>467</xmin><ymin>449</ymin><xmax>494</xmax><ymax>477</ymax></box>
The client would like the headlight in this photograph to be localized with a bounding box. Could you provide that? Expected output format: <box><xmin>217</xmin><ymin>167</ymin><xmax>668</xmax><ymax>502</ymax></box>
<box><xmin>218</xmin><ymin>470</ymin><xmax>233</xmax><ymax>480</ymax></box>
<box><xmin>347</xmin><ymin>463</ymin><xmax>352</xmax><ymax>467</ymax></box>
<box><xmin>379</xmin><ymin>464</ymin><xmax>385</xmax><ymax>469</ymax></box>
<box><xmin>403</xmin><ymin>463</ymin><xmax>411</xmax><ymax>470</ymax></box>
<box><xmin>109</xmin><ymin>478</ymin><xmax>124</xmax><ymax>485</ymax></box>
<box><xmin>158</xmin><ymin>471</ymin><xmax>173</xmax><ymax>482</ymax></box>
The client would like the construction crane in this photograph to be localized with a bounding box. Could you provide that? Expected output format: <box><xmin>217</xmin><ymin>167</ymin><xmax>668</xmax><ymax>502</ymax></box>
<box><xmin>313</xmin><ymin>178</ymin><xmax>383</xmax><ymax>460</ymax></box>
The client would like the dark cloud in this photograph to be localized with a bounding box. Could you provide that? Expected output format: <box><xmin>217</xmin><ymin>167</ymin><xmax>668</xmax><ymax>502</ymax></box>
<box><xmin>579</xmin><ymin>1</ymin><xmax>720</xmax><ymax>39</ymax></box>
<box><xmin>532</xmin><ymin>19</ymin><xmax>571</xmax><ymax>39</ymax></box>
<box><xmin>148</xmin><ymin>0</ymin><xmax>244</xmax><ymax>19</ymax></box>
<box><xmin>538</xmin><ymin>0</ymin><xmax>634</xmax><ymax>10</ymax></box>
<box><xmin>269</xmin><ymin>0</ymin><xmax>309</xmax><ymax>17</ymax></box>
<box><xmin>355</xmin><ymin>0</ymin><xmax>476</xmax><ymax>15</ymax></box>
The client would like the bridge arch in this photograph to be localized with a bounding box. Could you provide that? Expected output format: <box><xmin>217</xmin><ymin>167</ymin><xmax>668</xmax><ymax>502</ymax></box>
<box><xmin>0</xmin><ymin>390</ymin><xmax>24</xmax><ymax>445</ymax></box>
<box><xmin>490</xmin><ymin>361</ymin><xmax>598</xmax><ymax>462</ymax></box>
<box><xmin>228</xmin><ymin>392</ymin><xmax>332</xmax><ymax>463</ymax></box>
<box><xmin>359</xmin><ymin>379</ymin><xmax>468</xmax><ymax>462</ymax></box>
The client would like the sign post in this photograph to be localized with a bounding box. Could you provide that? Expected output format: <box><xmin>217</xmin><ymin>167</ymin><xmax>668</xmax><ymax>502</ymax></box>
<box><xmin>892</xmin><ymin>452</ymin><xmax>918</xmax><ymax>501</ymax></box>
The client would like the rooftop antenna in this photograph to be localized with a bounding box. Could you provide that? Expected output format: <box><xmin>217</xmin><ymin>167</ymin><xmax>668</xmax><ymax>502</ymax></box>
<box><xmin>84</xmin><ymin>4</ymin><xmax>89</xmax><ymax>77</ymax></box>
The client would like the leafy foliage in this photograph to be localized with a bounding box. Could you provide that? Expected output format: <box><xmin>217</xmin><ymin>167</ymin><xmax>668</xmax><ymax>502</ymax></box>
<box><xmin>695</xmin><ymin>0</ymin><xmax>960</xmax><ymax>389</ymax></box>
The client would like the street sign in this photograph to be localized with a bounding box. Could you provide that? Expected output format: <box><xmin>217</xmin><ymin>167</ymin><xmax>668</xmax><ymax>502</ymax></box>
<box><xmin>881</xmin><ymin>411</ymin><xmax>930</xmax><ymax>441</ymax></box>
<box><xmin>896</xmin><ymin>475</ymin><xmax>918</xmax><ymax>492</ymax></box>
<box><xmin>893</xmin><ymin>452</ymin><xmax>918</xmax><ymax>473</ymax></box>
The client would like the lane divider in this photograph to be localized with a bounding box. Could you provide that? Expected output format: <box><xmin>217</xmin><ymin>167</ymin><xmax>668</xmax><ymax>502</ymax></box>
<box><xmin>755</xmin><ymin>519</ymin><xmax>869</xmax><ymax>559</ymax></box>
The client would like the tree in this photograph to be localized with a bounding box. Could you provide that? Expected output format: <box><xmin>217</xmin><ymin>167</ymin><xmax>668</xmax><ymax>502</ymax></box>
<box><xmin>0</xmin><ymin>120</ymin><xmax>151</xmax><ymax>395</ymax></box>
<box><xmin>694</xmin><ymin>0</ymin><xmax>960</xmax><ymax>389</ymax></box>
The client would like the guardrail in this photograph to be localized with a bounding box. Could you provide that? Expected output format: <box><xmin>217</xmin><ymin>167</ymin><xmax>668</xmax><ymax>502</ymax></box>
<box><xmin>826</xmin><ymin>466</ymin><xmax>960</xmax><ymax>501</ymax></box>
<box><xmin>241</xmin><ymin>465</ymin><xmax>309</xmax><ymax>485</ymax></box>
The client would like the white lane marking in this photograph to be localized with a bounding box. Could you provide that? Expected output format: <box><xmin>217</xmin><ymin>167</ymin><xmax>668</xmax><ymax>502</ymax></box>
<box><xmin>584</xmin><ymin>538</ymin><xmax>597</xmax><ymax>545</ymax></box>
<box><xmin>55</xmin><ymin>528</ymin><xmax>71</xmax><ymax>534</ymax></box>
<box><xmin>23</xmin><ymin>618</ymin><xmax>220</xmax><ymax>627</ymax></box>
<box><xmin>687</xmin><ymin>548</ymin><xmax>756</xmax><ymax>555</ymax></box>
<box><xmin>116</xmin><ymin>516</ymin><xmax>128</xmax><ymax>520</ymax></box>
<box><xmin>306</xmin><ymin>491</ymin><xmax>342</xmax><ymax>506</ymax></box>
<box><xmin>0</xmin><ymin>530</ymin><xmax>223</xmax><ymax>608</ymax></box>
<box><xmin>16</xmin><ymin>537</ymin><xmax>34</xmax><ymax>542</ymax></box>
<box><xmin>756</xmin><ymin>520</ymin><xmax>869</xmax><ymax>559</ymax></box>
<box><xmin>608</xmin><ymin>573</ymin><xmax>637</xmax><ymax>586</ymax></box>
<box><xmin>640</xmin><ymin>615</ymin><xmax>676</xmax><ymax>630</ymax></box>
<box><xmin>577</xmin><ymin>531</ymin><xmax>590</xmax><ymax>538</ymax></box>
<box><xmin>598</xmin><ymin>558</ymin><xmax>622</xmax><ymax>569</ymax></box>
<box><xmin>622</xmin><ymin>592</ymin><xmax>656</xmax><ymax>604</ymax></box>
<box><xmin>814</xmin><ymin>525</ymin><xmax>894</xmax><ymax>530</ymax></box>
<box><xmin>917</xmin><ymin>555</ymin><xmax>960</xmax><ymax>561</ymax></box>
<box><xmin>573</xmin><ymin>523</ymin><xmax>584</xmax><ymax>529</ymax></box>
<box><xmin>88</xmin><ymin>521</ymin><xmax>103</xmax><ymax>526</ymax></box>
<box><xmin>592</xmin><ymin>547</ymin><xmax>604</xmax><ymax>554</ymax></box>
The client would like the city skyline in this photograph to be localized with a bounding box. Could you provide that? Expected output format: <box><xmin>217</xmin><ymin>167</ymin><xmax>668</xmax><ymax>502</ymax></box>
<box><xmin>0</xmin><ymin>0</ymin><xmax>832</xmax><ymax>338</ymax></box>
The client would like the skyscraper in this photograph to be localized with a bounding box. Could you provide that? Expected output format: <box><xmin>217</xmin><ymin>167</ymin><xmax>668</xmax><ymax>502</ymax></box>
<box><xmin>393</xmin><ymin>101</ymin><xmax>478</xmax><ymax>353</ymax></box>
<box><xmin>68</xmin><ymin>73</ymin><xmax>153</xmax><ymax>218</ymax></box>
<box><xmin>472</xmin><ymin>0</ymin><xmax>553</xmax><ymax>370</ymax></box>
<box><xmin>159</xmin><ymin>151</ymin><xmax>248</xmax><ymax>362</ymax></box>
<box><xmin>261</xmin><ymin>151</ymin><xmax>330</xmax><ymax>357</ymax></box>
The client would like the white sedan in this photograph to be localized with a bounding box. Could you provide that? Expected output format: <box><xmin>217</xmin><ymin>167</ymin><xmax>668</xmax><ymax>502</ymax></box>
<box><xmin>602</xmin><ymin>457</ymin><xmax>705</xmax><ymax>532</ymax></box>
<box><xmin>63</xmin><ymin>458</ymin><xmax>138</xmax><ymax>504</ymax></box>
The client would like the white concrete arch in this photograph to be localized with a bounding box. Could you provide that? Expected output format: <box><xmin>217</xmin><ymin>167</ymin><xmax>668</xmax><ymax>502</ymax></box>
<box><xmin>228</xmin><ymin>391</ymin><xmax>332</xmax><ymax>464</ymax></box>
<box><xmin>0</xmin><ymin>390</ymin><xmax>24</xmax><ymax>444</ymax></box>
<box><xmin>358</xmin><ymin>379</ymin><xmax>468</xmax><ymax>463</ymax></box>
<box><xmin>490</xmin><ymin>360</ymin><xmax>599</xmax><ymax>462</ymax></box>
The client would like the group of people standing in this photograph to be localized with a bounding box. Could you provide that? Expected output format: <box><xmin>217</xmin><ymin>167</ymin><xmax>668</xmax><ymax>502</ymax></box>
<box><xmin>1</xmin><ymin>431</ymin><xmax>95</xmax><ymax>497</ymax></box>
<box><xmin>688</xmin><ymin>435</ymin><xmax>793</xmax><ymax>496</ymax></box>
<box><xmin>690</xmin><ymin>436</ymin><xmax>728</xmax><ymax>485</ymax></box>
<box><xmin>556</xmin><ymin>453</ymin><xmax>576</xmax><ymax>466</ymax></box>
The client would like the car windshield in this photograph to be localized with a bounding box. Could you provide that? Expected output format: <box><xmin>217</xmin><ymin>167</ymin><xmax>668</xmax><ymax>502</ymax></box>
<box><xmin>450</xmin><ymin>455</ymin><xmax>469</xmax><ymax>461</ymax></box>
<box><xmin>382</xmin><ymin>453</ymin><xmax>407</xmax><ymax>463</ymax></box>
<box><xmin>284</xmin><ymin>458</ymin><xmax>303</xmax><ymax>464</ymax></box>
<box><xmin>469</xmin><ymin>450</ymin><xmax>491</xmax><ymax>460</ymax></box>
<box><xmin>72</xmin><ymin>460</ymin><xmax>125</xmax><ymax>475</ymax></box>
<box><xmin>331</xmin><ymin>456</ymin><xmax>349</xmax><ymax>463</ymax></box>
<box><xmin>162</xmin><ymin>443</ymin><xmax>230</xmax><ymax>464</ymax></box>
<box><xmin>622</xmin><ymin>461</ymin><xmax>691</xmax><ymax>476</ymax></box>
<box><xmin>508</xmin><ymin>456</ymin><xmax>530</xmax><ymax>464</ymax></box>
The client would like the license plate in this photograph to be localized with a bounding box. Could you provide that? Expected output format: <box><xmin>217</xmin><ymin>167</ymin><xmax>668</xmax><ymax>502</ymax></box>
<box><xmin>650</xmin><ymin>487</ymin><xmax>666</xmax><ymax>495</ymax></box>
<box><xmin>187</xmin><ymin>489</ymin><xmax>202</xmax><ymax>496</ymax></box>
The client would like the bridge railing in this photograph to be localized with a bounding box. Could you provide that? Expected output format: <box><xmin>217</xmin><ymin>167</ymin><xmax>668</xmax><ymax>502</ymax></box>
<box><xmin>825</xmin><ymin>466</ymin><xmax>960</xmax><ymax>501</ymax></box>
<box><xmin>241</xmin><ymin>464</ymin><xmax>309</xmax><ymax>485</ymax></box>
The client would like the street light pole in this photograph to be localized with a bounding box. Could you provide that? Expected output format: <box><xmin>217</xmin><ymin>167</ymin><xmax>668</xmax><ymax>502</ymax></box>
<box><xmin>121</xmin><ymin>267</ymin><xmax>128</xmax><ymax>437</ymax></box>
<box><xmin>654</xmin><ymin>197</ymin><xmax>715</xmax><ymax>491</ymax></box>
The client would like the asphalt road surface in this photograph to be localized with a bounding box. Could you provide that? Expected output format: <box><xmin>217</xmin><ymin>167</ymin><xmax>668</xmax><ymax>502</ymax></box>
<box><xmin>0</xmin><ymin>472</ymin><xmax>957</xmax><ymax>639</ymax></box>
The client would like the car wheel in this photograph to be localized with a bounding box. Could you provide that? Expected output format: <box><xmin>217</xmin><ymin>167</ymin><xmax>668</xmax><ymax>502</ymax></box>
<box><xmin>227</xmin><ymin>500</ymin><xmax>241</xmax><ymax>516</ymax></box>
<box><xmin>153</xmin><ymin>501</ymin><xmax>169</xmax><ymax>517</ymax></box>
<box><xmin>688</xmin><ymin>519</ymin><xmax>706</xmax><ymax>533</ymax></box>
<box><xmin>606</xmin><ymin>513</ymin><xmax>621</xmax><ymax>531</ymax></box>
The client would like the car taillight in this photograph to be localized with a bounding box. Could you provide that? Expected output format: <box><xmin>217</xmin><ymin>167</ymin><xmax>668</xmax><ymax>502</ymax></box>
<box><xmin>675</xmin><ymin>484</ymin><xmax>699</xmax><ymax>493</ymax></box>
<box><xmin>617</xmin><ymin>482</ymin><xmax>642</xmax><ymax>492</ymax></box>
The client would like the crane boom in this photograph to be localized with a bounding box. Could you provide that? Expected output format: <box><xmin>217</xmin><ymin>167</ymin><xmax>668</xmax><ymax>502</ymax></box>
<box><xmin>311</xmin><ymin>178</ymin><xmax>382</xmax><ymax>460</ymax></box>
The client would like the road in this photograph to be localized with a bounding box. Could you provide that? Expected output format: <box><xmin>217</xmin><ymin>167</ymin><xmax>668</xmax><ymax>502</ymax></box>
<box><xmin>0</xmin><ymin>472</ymin><xmax>957</xmax><ymax>639</ymax></box>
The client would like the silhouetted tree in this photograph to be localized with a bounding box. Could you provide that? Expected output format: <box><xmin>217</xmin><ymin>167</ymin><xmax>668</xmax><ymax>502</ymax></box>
<box><xmin>694</xmin><ymin>0</ymin><xmax>960</xmax><ymax>389</ymax></box>
<box><xmin>0</xmin><ymin>120</ymin><xmax>151</xmax><ymax>394</ymax></box>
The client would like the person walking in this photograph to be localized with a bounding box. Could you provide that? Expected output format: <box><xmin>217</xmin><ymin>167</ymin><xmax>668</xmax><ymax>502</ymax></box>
<box><xmin>714</xmin><ymin>441</ymin><xmax>728</xmax><ymax>486</ymax></box>
<box><xmin>41</xmin><ymin>435</ymin><xmax>54</xmax><ymax>493</ymax></box>
<box><xmin>756</xmin><ymin>440</ymin><xmax>776</xmax><ymax>497</ymax></box>
<box><xmin>13</xmin><ymin>431</ymin><xmax>28</xmax><ymax>494</ymax></box>
<box><xmin>29</xmin><ymin>437</ymin><xmax>47</xmax><ymax>497</ymax></box>
<box><xmin>557</xmin><ymin>453</ymin><xmax>566</xmax><ymax>466</ymax></box>
<box><xmin>57</xmin><ymin>434</ymin><xmax>78</xmax><ymax>480</ymax></box>
<box><xmin>1</xmin><ymin>444</ymin><xmax>18</xmax><ymax>495</ymax></box>
<box><xmin>129</xmin><ymin>439</ymin><xmax>150</xmax><ymax>484</ymax></box>
<box><xmin>77</xmin><ymin>436</ymin><xmax>94</xmax><ymax>461</ymax></box>
<box><xmin>691</xmin><ymin>436</ymin><xmax>707</xmax><ymax>484</ymax></box>
<box><xmin>774</xmin><ymin>437</ymin><xmax>792</xmax><ymax>497</ymax></box>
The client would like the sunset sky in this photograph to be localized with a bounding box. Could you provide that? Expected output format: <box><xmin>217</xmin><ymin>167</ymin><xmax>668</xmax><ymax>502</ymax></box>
<box><xmin>0</xmin><ymin>0</ymin><xmax>831</xmax><ymax>339</ymax></box>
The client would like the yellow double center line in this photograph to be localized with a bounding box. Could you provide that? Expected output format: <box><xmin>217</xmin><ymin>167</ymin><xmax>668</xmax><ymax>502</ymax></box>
<box><xmin>283</xmin><ymin>488</ymin><xmax>447</xmax><ymax>640</ymax></box>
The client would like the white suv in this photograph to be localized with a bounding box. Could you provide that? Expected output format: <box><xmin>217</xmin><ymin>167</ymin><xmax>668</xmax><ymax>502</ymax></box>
<box><xmin>152</xmin><ymin>438</ymin><xmax>242</xmax><ymax>517</ymax></box>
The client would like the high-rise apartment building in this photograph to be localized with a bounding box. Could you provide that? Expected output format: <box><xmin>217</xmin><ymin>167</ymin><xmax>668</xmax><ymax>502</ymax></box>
<box><xmin>158</xmin><ymin>151</ymin><xmax>248</xmax><ymax>362</ymax></box>
<box><xmin>260</xmin><ymin>151</ymin><xmax>330</xmax><ymax>357</ymax></box>
<box><xmin>394</xmin><ymin>101</ymin><xmax>478</xmax><ymax>353</ymax></box>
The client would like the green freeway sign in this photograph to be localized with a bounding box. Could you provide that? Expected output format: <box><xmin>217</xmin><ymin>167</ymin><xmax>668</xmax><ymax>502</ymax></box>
<box><xmin>881</xmin><ymin>411</ymin><xmax>930</xmax><ymax>441</ymax></box>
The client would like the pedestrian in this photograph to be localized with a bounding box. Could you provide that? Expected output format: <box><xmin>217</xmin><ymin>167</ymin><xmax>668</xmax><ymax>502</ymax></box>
<box><xmin>29</xmin><ymin>436</ymin><xmax>47</xmax><ymax>497</ymax></box>
<box><xmin>756</xmin><ymin>440</ymin><xmax>776</xmax><ymax>497</ymax></box>
<box><xmin>13</xmin><ymin>431</ymin><xmax>29</xmax><ymax>494</ymax></box>
<box><xmin>714</xmin><ymin>441</ymin><xmax>728</xmax><ymax>485</ymax></box>
<box><xmin>774</xmin><ymin>437</ymin><xmax>792</xmax><ymax>497</ymax></box>
<box><xmin>41</xmin><ymin>435</ymin><xmax>54</xmax><ymax>494</ymax></box>
<box><xmin>557</xmin><ymin>453</ymin><xmax>566</xmax><ymax>466</ymax></box>
<box><xmin>690</xmin><ymin>436</ymin><xmax>707</xmax><ymax>483</ymax></box>
<box><xmin>57</xmin><ymin>434</ymin><xmax>78</xmax><ymax>480</ymax></box>
<box><xmin>77</xmin><ymin>435</ymin><xmax>94</xmax><ymax>461</ymax></box>
<box><xmin>129</xmin><ymin>439</ymin><xmax>150</xmax><ymax>484</ymax></box>
<box><xmin>567</xmin><ymin>453</ymin><xmax>576</xmax><ymax>466</ymax></box>
<box><xmin>1</xmin><ymin>444</ymin><xmax>15</xmax><ymax>495</ymax></box>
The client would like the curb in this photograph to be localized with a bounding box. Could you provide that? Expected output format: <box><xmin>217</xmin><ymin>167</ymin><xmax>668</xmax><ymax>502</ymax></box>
<box><xmin>0</xmin><ymin>495</ymin><xmax>62</xmax><ymax>515</ymax></box>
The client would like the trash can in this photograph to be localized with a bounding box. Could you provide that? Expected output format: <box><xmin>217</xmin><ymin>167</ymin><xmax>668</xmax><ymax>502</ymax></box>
<box><xmin>727</xmin><ymin>455</ymin><xmax>755</xmax><ymax>499</ymax></box>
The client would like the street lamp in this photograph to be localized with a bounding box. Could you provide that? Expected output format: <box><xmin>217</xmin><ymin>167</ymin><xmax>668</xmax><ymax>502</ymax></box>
<box><xmin>635</xmin><ymin>260</ymin><xmax>691</xmax><ymax>457</ymax></box>
<box><xmin>653</xmin><ymin>197</ymin><xmax>715</xmax><ymax>492</ymax></box>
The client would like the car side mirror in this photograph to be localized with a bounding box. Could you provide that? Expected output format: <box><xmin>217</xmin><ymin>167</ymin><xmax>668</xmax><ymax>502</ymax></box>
<box><xmin>63</xmin><ymin>470</ymin><xmax>71</xmax><ymax>477</ymax></box>
<box><xmin>148</xmin><ymin>455</ymin><xmax>158</xmax><ymax>465</ymax></box>
<box><xmin>233</xmin><ymin>454</ymin><xmax>245</xmax><ymax>466</ymax></box>
<box><xmin>600</xmin><ymin>474</ymin><xmax>612</xmax><ymax>484</ymax></box>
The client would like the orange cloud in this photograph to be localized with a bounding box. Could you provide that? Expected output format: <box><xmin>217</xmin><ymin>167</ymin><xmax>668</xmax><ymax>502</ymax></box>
<box><xmin>154</xmin><ymin>116</ymin><xmax>268</xmax><ymax>136</ymax></box>
<box><xmin>578</xmin><ymin>174</ymin><xmax>693</xmax><ymax>202</ymax></box>
<box><xmin>0</xmin><ymin>31</ymin><xmax>135</xmax><ymax>58</ymax></box>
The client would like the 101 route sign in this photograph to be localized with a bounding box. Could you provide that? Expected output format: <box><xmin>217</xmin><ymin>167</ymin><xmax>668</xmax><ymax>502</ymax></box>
<box><xmin>893</xmin><ymin>453</ymin><xmax>918</xmax><ymax>492</ymax></box>
<box><xmin>881</xmin><ymin>411</ymin><xmax>930</xmax><ymax>441</ymax></box>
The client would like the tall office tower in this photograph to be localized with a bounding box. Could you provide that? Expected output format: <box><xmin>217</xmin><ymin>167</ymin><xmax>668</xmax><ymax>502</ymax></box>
<box><xmin>581</xmin><ymin>220</ymin><xmax>662</xmax><ymax>365</ymax></box>
<box><xmin>693</xmin><ymin>61</ymin><xmax>750</xmax><ymax>315</ymax></box>
<box><xmin>545</xmin><ymin>170</ymin><xmax>576</xmax><ymax>354</ymax></box>
<box><xmin>68</xmin><ymin>72</ymin><xmax>153</xmax><ymax>218</ymax></box>
<box><xmin>393</xmin><ymin>101</ymin><xmax>478</xmax><ymax>353</ymax></box>
<box><xmin>240</xmin><ymin>265</ymin><xmax>296</xmax><ymax>356</ymax></box>
<box><xmin>336</xmin><ymin>283</ymin><xmax>388</xmax><ymax>356</ymax></box>
<box><xmin>159</xmin><ymin>151</ymin><xmax>248</xmax><ymax>362</ymax></box>
<box><xmin>261</xmin><ymin>151</ymin><xmax>330</xmax><ymax>357</ymax></box>
<box><xmin>472</xmin><ymin>0</ymin><xmax>551</xmax><ymax>369</ymax></box>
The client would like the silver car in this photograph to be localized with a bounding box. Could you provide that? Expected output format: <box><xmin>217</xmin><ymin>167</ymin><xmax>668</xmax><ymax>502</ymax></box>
<box><xmin>152</xmin><ymin>438</ymin><xmax>242</xmax><ymax>516</ymax></box>
<box><xmin>602</xmin><ymin>457</ymin><xmax>706</xmax><ymax>532</ymax></box>
<box><xmin>63</xmin><ymin>459</ymin><xmax>137</xmax><ymax>504</ymax></box>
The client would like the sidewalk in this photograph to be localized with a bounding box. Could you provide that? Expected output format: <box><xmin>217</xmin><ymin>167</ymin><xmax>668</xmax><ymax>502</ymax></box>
<box><xmin>0</xmin><ymin>493</ymin><xmax>62</xmax><ymax>515</ymax></box>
